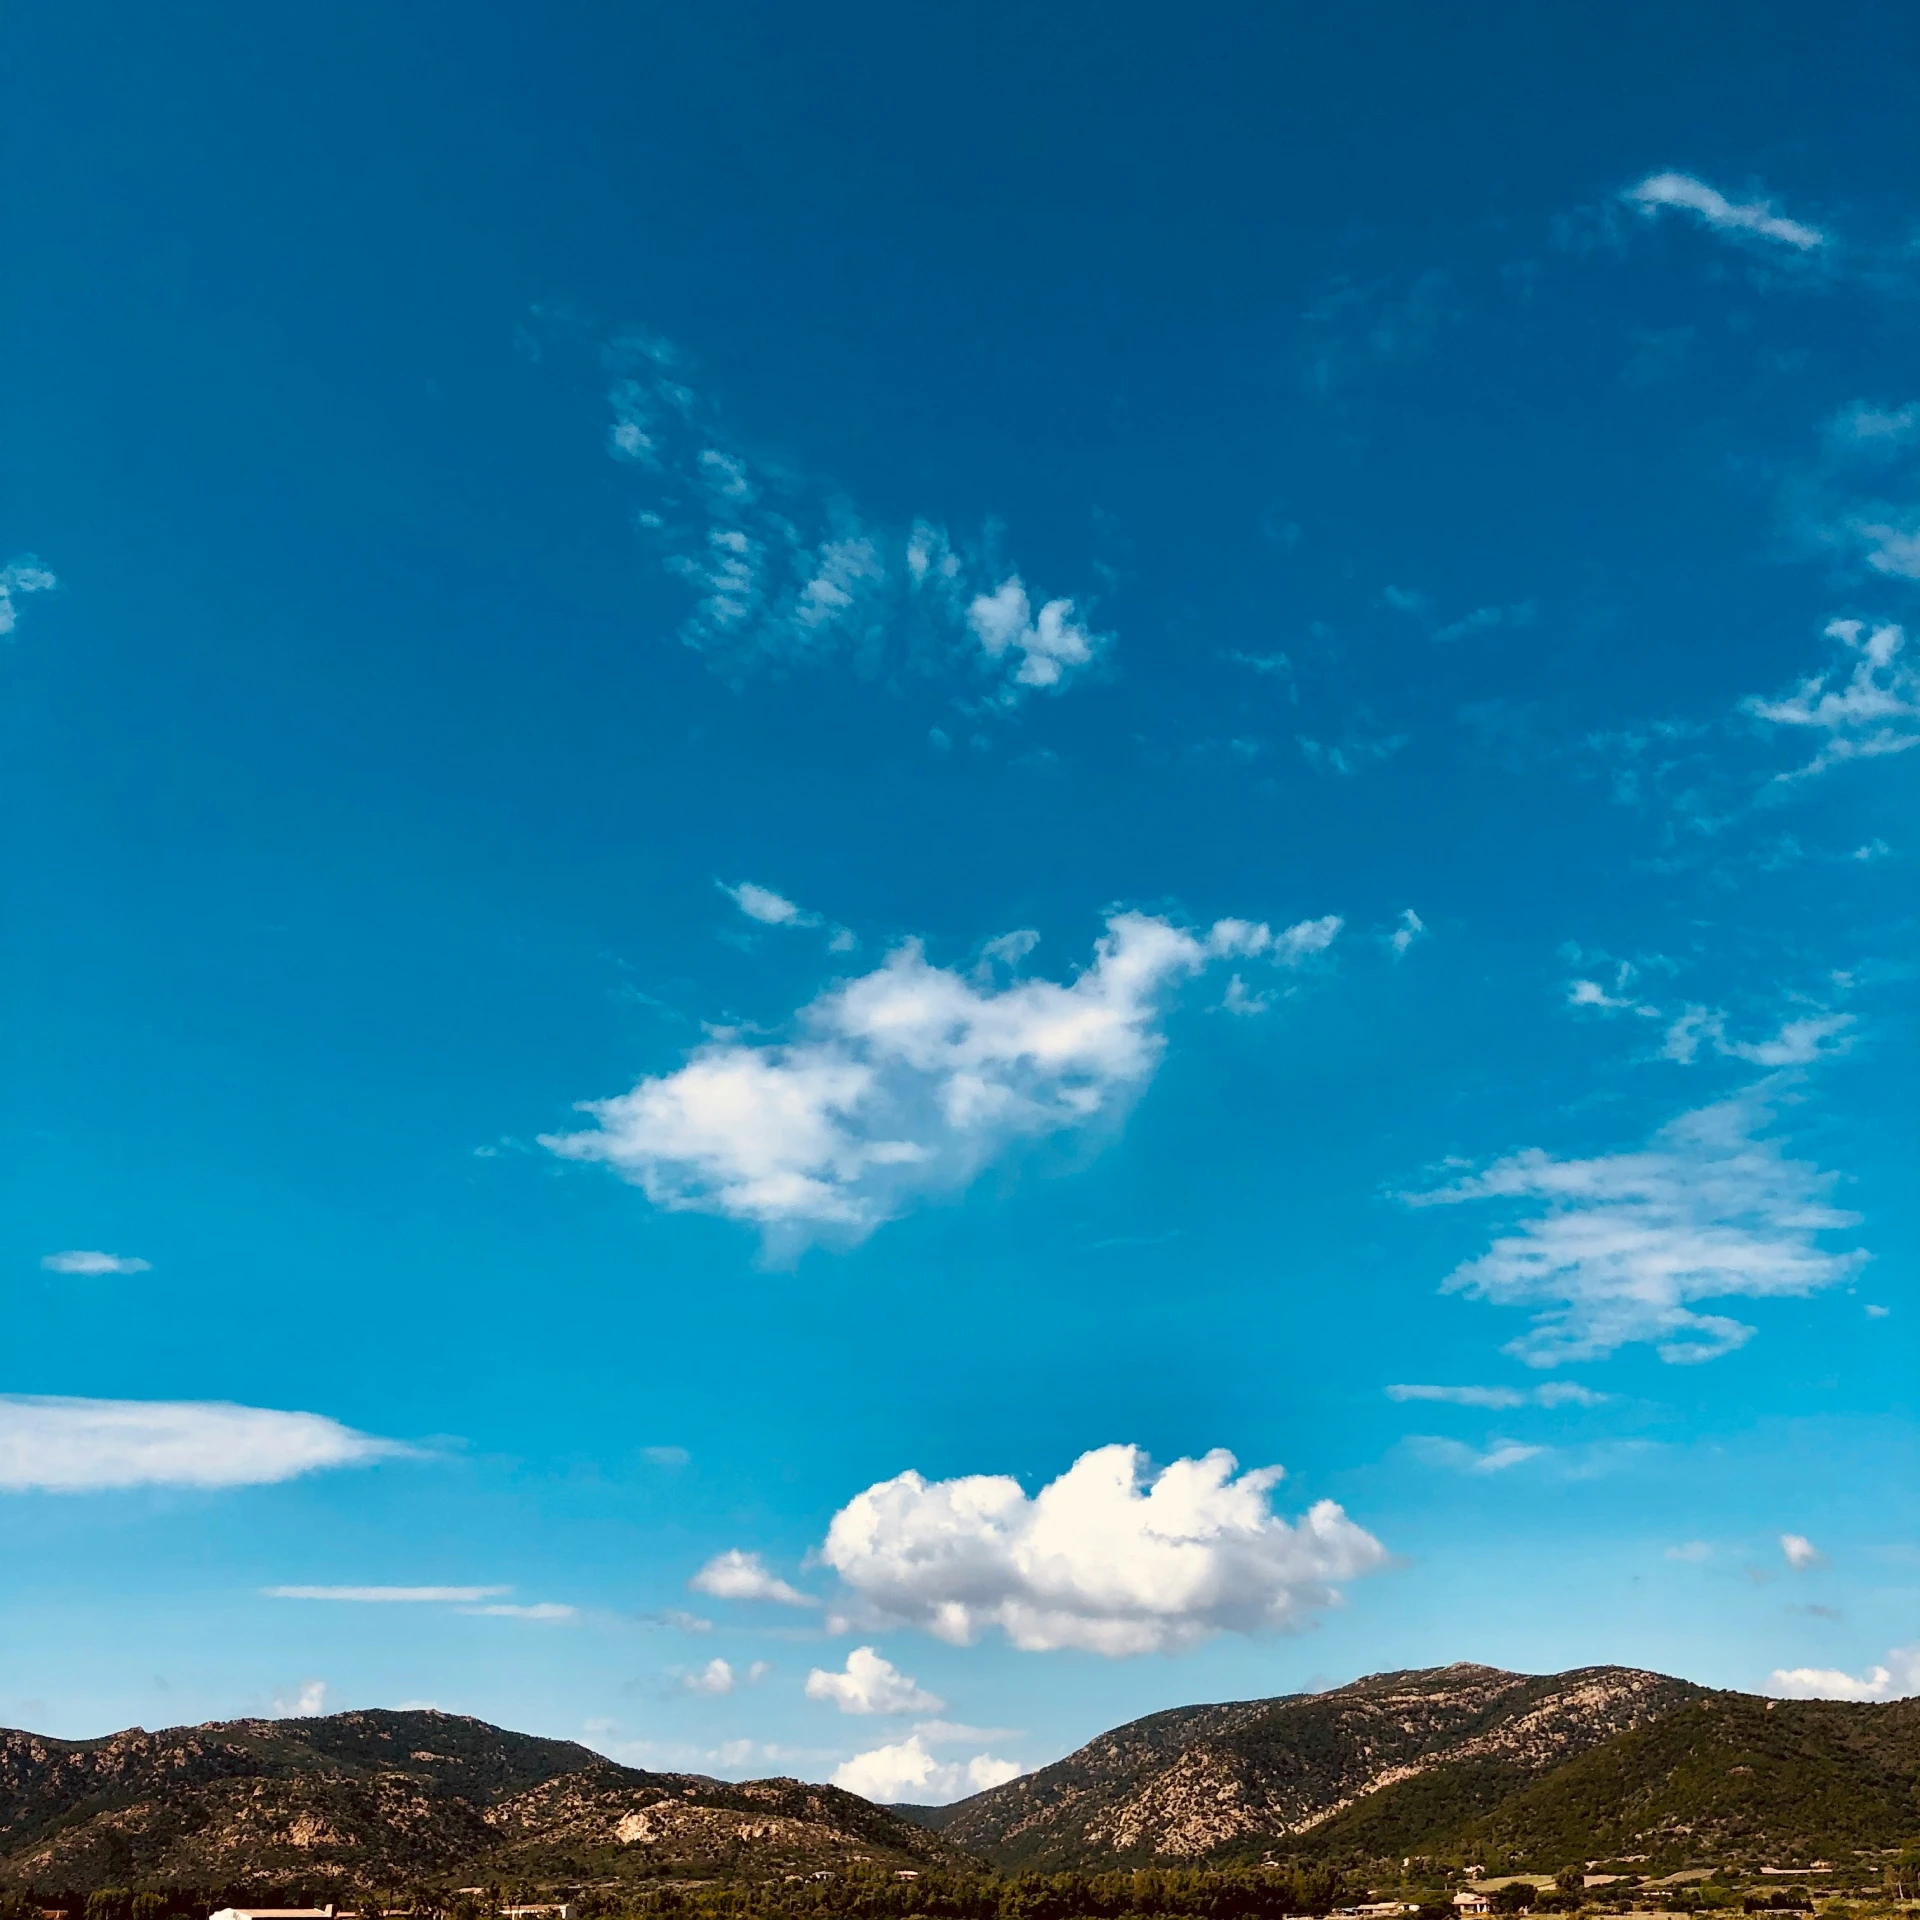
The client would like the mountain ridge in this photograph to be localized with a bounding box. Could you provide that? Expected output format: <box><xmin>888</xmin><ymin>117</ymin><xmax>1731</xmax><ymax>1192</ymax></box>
<box><xmin>0</xmin><ymin>1708</ymin><xmax>962</xmax><ymax>1890</ymax></box>
<box><xmin>905</xmin><ymin>1662</ymin><xmax>1920</xmax><ymax>1872</ymax></box>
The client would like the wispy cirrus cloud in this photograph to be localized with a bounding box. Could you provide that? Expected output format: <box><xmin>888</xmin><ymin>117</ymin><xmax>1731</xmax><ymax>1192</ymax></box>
<box><xmin>601</xmin><ymin>332</ymin><xmax>1106</xmax><ymax>700</ymax></box>
<box><xmin>544</xmin><ymin>908</ymin><xmax>1341</xmax><ymax>1255</ymax></box>
<box><xmin>1745</xmin><ymin>620</ymin><xmax>1919</xmax><ymax>782</ymax></box>
<box><xmin>41</xmin><ymin>1250</ymin><xmax>151</xmax><ymax>1276</ymax></box>
<box><xmin>266</xmin><ymin>1584</ymin><xmax>507</xmax><ymax>1602</ymax></box>
<box><xmin>1624</xmin><ymin>172</ymin><xmax>1826</xmax><ymax>252</ymax></box>
<box><xmin>1386</xmin><ymin>1382</ymin><xmax>1605</xmax><ymax>1409</ymax></box>
<box><xmin>1407</xmin><ymin>1089</ymin><xmax>1865</xmax><ymax>1366</ymax></box>
<box><xmin>0</xmin><ymin>1396</ymin><xmax>404</xmax><ymax>1493</ymax></box>
<box><xmin>0</xmin><ymin>556</ymin><xmax>57</xmax><ymax>637</ymax></box>
<box><xmin>1405</xmin><ymin>1436</ymin><xmax>1546</xmax><ymax>1474</ymax></box>
<box><xmin>817</xmin><ymin>1442</ymin><xmax>1389</xmax><ymax>1656</ymax></box>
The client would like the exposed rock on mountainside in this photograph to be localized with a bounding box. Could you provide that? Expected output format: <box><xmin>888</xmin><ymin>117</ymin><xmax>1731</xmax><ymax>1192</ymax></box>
<box><xmin>908</xmin><ymin>1663</ymin><xmax>1920</xmax><ymax>1870</ymax></box>
<box><xmin>0</xmin><ymin>1710</ymin><xmax>962</xmax><ymax>1890</ymax></box>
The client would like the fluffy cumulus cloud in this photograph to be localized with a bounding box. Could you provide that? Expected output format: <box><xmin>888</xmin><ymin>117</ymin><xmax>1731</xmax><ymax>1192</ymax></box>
<box><xmin>818</xmin><ymin>1443</ymin><xmax>1389</xmax><ymax>1656</ymax></box>
<box><xmin>1781</xmin><ymin>1533</ymin><xmax>1823</xmax><ymax>1571</ymax></box>
<box><xmin>688</xmin><ymin>1548</ymin><xmax>816</xmax><ymax>1607</ymax></box>
<box><xmin>1745</xmin><ymin>620</ymin><xmax>1919</xmax><ymax>781</ymax></box>
<box><xmin>681</xmin><ymin>1658</ymin><xmax>739</xmax><ymax>1695</ymax></box>
<box><xmin>0</xmin><ymin>1395</ymin><xmax>403</xmax><ymax>1493</ymax></box>
<box><xmin>1625</xmin><ymin>172</ymin><xmax>1825</xmax><ymax>251</ymax></box>
<box><xmin>0</xmin><ymin>555</ymin><xmax>57</xmax><ymax>637</ymax></box>
<box><xmin>544</xmin><ymin>909</ymin><xmax>1340</xmax><ymax>1254</ymax></box>
<box><xmin>966</xmin><ymin>578</ymin><xmax>1097</xmax><ymax>689</ymax></box>
<box><xmin>832</xmin><ymin>1735</ymin><xmax>1023</xmax><ymax>1806</ymax></box>
<box><xmin>40</xmin><ymin>1250</ymin><xmax>151</xmax><ymax>1275</ymax></box>
<box><xmin>600</xmin><ymin>333</ymin><xmax>1106</xmax><ymax>699</ymax></box>
<box><xmin>1409</xmin><ymin>1092</ymin><xmax>1865</xmax><ymax>1367</ymax></box>
<box><xmin>805</xmin><ymin>1647</ymin><xmax>944</xmax><ymax>1715</ymax></box>
<box><xmin>1770</xmin><ymin>1645</ymin><xmax>1920</xmax><ymax>1702</ymax></box>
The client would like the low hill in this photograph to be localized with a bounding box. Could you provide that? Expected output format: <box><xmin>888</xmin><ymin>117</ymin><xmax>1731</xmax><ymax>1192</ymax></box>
<box><xmin>908</xmin><ymin>1663</ymin><xmax>1920</xmax><ymax>1872</ymax></box>
<box><xmin>0</xmin><ymin>1709</ymin><xmax>965</xmax><ymax>1890</ymax></box>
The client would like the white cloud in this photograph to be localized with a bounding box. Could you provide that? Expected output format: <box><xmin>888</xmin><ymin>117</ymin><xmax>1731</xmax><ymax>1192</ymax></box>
<box><xmin>688</xmin><ymin>1548</ymin><xmax>817</xmax><ymax>1607</ymax></box>
<box><xmin>1745</xmin><ymin>621</ymin><xmax>1918</xmax><ymax>781</ymax></box>
<box><xmin>1386</xmin><ymin>1383</ymin><xmax>1605</xmax><ymax>1409</ymax></box>
<box><xmin>1408</xmin><ymin>1090</ymin><xmax>1865</xmax><ymax>1366</ymax></box>
<box><xmin>1769</xmin><ymin>1645</ymin><xmax>1920</xmax><ymax>1701</ymax></box>
<box><xmin>1407</xmin><ymin>1436</ymin><xmax>1546</xmax><ymax>1474</ymax></box>
<box><xmin>40</xmin><ymin>1250</ymin><xmax>152</xmax><ymax>1276</ymax></box>
<box><xmin>804</xmin><ymin>1646</ymin><xmax>944</xmax><ymax>1715</ymax></box>
<box><xmin>266</xmin><ymin>1585</ymin><xmax>508</xmax><ymax>1602</ymax></box>
<box><xmin>1666</xmin><ymin>1541</ymin><xmax>1713</xmax><ymax>1563</ymax></box>
<box><xmin>544</xmin><ymin>909</ymin><xmax>1340</xmax><ymax>1253</ymax></box>
<box><xmin>1781</xmin><ymin>1532</ymin><xmax>1824</xmax><ymax>1571</ymax></box>
<box><xmin>0</xmin><ymin>556</ymin><xmax>57</xmax><ymax>638</ymax></box>
<box><xmin>1661</xmin><ymin>1006</ymin><xmax>1854</xmax><ymax>1067</ymax></box>
<box><xmin>722</xmin><ymin>881</ymin><xmax>820</xmax><ymax>929</ymax></box>
<box><xmin>818</xmin><ymin>1442</ymin><xmax>1389</xmax><ymax>1657</ymax></box>
<box><xmin>462</xmin><ymin>1601</ymin><xmax>578</xmax><ymax>1621</ymax></box>
<box><xmin>1626</xmin><ymin>172</ymin><xmax>1825</xmax><ymax>251</ymax></box>
<box><xmin>682</xmin><ymin>1658</ymin><xmax>738</xmax><ymax>1695</ymax></box>
<box><xmin>831</xmin><ymin>1734</ymin><xmax>1024</xmax><ymax>1805</ymax></box>
<box><xmin>0</xmin><ymin>1395</ymin><xmax>403</xmax><ymax>1493</ymax></box>
<box><xmin>274</xmin><ymin>1679</ymin><xmax>328</xmax><ymax>1717</ymax></box>
<box><xmin>601</xmin><ymin>336</ymin><xmax>1102</xmax><ymax>699</ymax></box>
<box><xmin>641</xmin><ymin>1444</ymin><xmax>691</xmax><ymax>1466</ymax></box>
<box><xmin>1389</xmin><ymin>909</ymin><xmax>1427</xmax><ymax>959</ymax></box>
<box><xmin>966</xmin><ymin>578</ymin><xmax>1102</xmax><ymax>689</ymax></box>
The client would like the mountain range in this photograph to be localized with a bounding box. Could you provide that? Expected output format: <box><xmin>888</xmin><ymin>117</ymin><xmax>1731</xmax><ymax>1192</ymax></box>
<box><xmin>908</xmin><ymin>1662</ymin><xmax>1920</xmax><ymax>1873</ymax></box>
<box><xmin>0</xmin><ymin>1710</ymin><xmax>960</xmax><ymax>1890</ymax></box>
<box><xmin>6</xmin><ymin>1665</ymin><xmax>1918</xmax><ymax>1893</ymax></box>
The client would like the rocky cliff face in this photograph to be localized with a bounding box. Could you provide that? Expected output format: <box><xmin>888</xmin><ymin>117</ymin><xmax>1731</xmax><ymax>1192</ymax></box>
<box><xmin>917</xmin><ymin>1663</ymin><xmax>1704</xmax><ymax>1869</ymax></box>
<box><xmin>0</xmin><ymin>1709</ymin><xmax>960</xmax><ymax>1889</ymax></box>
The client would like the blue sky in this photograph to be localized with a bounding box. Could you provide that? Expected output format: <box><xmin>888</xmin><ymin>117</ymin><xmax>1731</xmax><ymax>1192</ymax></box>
<box><xmin>3</xmin><ymin>0</ymin><xmax>1917</xmax><ymax>1803</ymax></box>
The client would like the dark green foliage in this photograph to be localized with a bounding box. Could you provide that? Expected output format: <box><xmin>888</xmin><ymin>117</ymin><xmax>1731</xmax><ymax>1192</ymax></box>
<box><xmin>602</xmin><ymin>1864</ymin><xmax>1356</xmax><ymax>1920</ymax></box>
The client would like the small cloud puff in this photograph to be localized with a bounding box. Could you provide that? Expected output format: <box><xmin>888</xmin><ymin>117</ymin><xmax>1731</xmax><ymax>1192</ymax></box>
<box><xmin>966</xmin><ymin>577</ymin><xmax>1103</xmax><ymax>690</ymax></box>
<box><xmin>688</xmin><ymin>1548</ymin><xmax>816</xmax><ymax>1607</ymax></box>
<box><xmin>681</xmin><ymin>1657</ymin><xmax>750</xmax><ymax>1695</ymax></box>
<box><xmin>804</xmin><ymin>1646</ymin><xmax>944</xmax><ymax>1715</ymax></box>
<box><xmin>1625</xmin><ymin>172</ymin><xmax>1825</xmax><ymax>251</ymax></box>
<box><xmin>41</xmin><ymin>1251</ymin><xmax>151</xmax><ymax>1276</ymax></box>
<box><xmin>721</xmin><ymin>881</ymin><xmax>820</xmax><ymax>928</ymax></box>
<box><xmin>818</xmin><ymin>1442</ymin><xmax>1389</xmax><ymax>1656</ymax></box>
<box><xmin>1781</xmin><ymin>1533</ymin><xmax>1824</xmax><ymax>1571</ymax></box>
